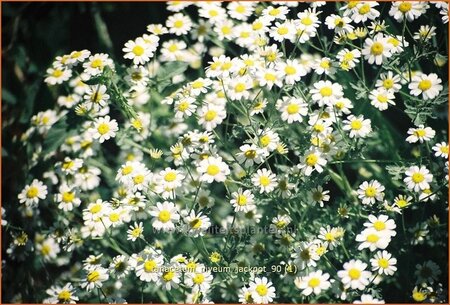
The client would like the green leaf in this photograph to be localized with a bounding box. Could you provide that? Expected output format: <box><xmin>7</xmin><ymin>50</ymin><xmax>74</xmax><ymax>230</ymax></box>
<box><xmin>41</xmin><ymin>114</ymin><xmax>79</xmax><ymax>157</ymax></box>
<box><xmin>157</xmin><ymin>61</ymin><xmax>188</xmax><ymax>82</ymax></box>
<box><xmin>19</xmin><ymin>80</ymin><xmax>41</xmax><ymax>123</ymax></box>
<box><xmin>2</xmin><ymin>88</ymin><xmax>17</xmax><ymax>105</ymax></box>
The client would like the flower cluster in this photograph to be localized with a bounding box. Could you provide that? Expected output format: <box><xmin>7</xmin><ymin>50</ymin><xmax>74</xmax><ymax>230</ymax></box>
<box><xmin>3</xmin><ymin>1</ymin><xmax>448</xmax><ymax>304</ymax></box>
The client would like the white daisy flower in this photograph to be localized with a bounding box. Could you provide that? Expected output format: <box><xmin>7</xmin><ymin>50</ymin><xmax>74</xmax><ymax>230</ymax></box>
<box><xmin>294</xmin><ymin>270</ymin><xmax>331</xmax><ymax>296</ymax></box>
<box><xmin>406</xmin><ymin>125</ymin><xmax>436</xmax><ymax>143</ymax></box>
<box><xmin>370</xmin><ymin>250</ymin><xmax>397</xmax><ymax>276</ymax></box>
<box><xmin>276</xmin><ymin>96</ymin><xmax>308</xmax><ymax>123</ymax></box>
<box><xmin>404</xmin><ymin>165</ymin><xmax>433</xmax><ymax>192</ymax></box>
<box><xmin>343</xmin><ymin>114</ymin><xmax>372</xmax><ymax>138</ymax></box>
<box><xmin>298</xmin><ymin>149</ymin><xmax>327</xmax><ymax>176</ymax></box>
<box><xmin>432</xmin><ymin>142</ymin><xmax>449</xmax><ymax>158</ymax></box>
<box><xmin>376</xmin><ymin>71</ymin><xmax>402</xmax><ymax>92</ymax></box>
<box><xmin>389</xmin><ymin>1</ymin><xmax>428</xmax><ymax>22</ymax></box>
<box><xmin>149</xmin><ymin>201</ymin><xmax>180</xmax><ymax>232</ymax></box>
<box><xmin>356</xmin><ymin>228</ymin><xmax>391</xmax><ymax>251</ymax></box>
<box><xmin>83</xmin><ymin>53</ymin><xmax>114</xmax><ymax>76</ymax></box>
<box><xmin>364</xmin><ymin>214</ymin><xmax>397</xmax><ymax>237</ymax></box>
<box><xmin>127</xmin><ymin>222</ymin><xmax>144</xmax><ymax>242</ymax></box>
<box><xmin>337</xmin><ymin>259</ymin><xmax>372</xmax><ymax>290</ymax></box>
<box><xmin>354</xmin><ymin>294</ymin><xmax>385</xmax><ymax>304</ymax></box>
<box><xmin>166</xmin><ymin>13</ymin><xmax>192</xmax><ymax>36</ymax></box>
<box><xmin>123</xmin><ymin>36</ymin><xmax>157</xmax><ymax>65</ymax></box>
<box><xmin>198</xmin><ymin>156</ymin><xmax>230</xmax><ymax>183</ymax></box>
<box><xmin>44</xmin><ymin>67</ymin><xmax>72</xmax><ymax>85</ymax></box>
<box><xmin>183</xmin><ymin>210</ymin><xmax>211</xmax><ymax>237</ymax></box>
<box><xmin>310</xmin><ymin>80</ymin><xmax>344</xmax><ymax>107</ymax></box>
<box><xmin>81</xmin><ymin>267</ymin><xmax>109</xmax><ymax>291</ymax></box>
<box><xmin>248</xmin><ymin>276</ymin><xmax>276</xmax><ymax>304</ymax></box>
<box><xmin>91</xmin><ymin>115</ymin><xmax>119</xmax><ymax>143</ymax></box>
<box><xmin>230</xmin><ymin>189</ymin><xmax>255</xmax><ymax>213</ymax></box>
<box><xmin>197</xmin><ymin>105</ymin><xmax>226</xmax><ymax>131</ymax></box>
<box><xmin>18</xmin><ymin>179</ymin><xmax>48</xmax><ymax>207</ymax></box>
<box><xmin>362</xmin><ymin>33</ymin><xmax>392</xmax><ymax>65</ymax></box>
<box><xmin>408</xmin><ymin>73</ymin><xmax>443</xmax><ymax>100</ymax></box>
<box><xmin>135</xmin><ymin>253</ymin><xmax>164</xmax><ymax>283</ymax></box>
<box><xmin>236</xmin><ymin>144</ymin><xmax>266</xmax><ymax>167</ymax></box>
<box><xmin>45</xmin><ymin>283</ymin><xmax>79</xmax><ymax>304</ymax></box>
<box><xmin>55</xmin><ymin>184</ymin><xmax>81</xmax><ymax>212</ymax></box>
<box><xmin>251</xmin><ymin>168</ymin><xmax>278</xmax><ymax>194</ymax></box>
<box><xmin>357</xmin><ymin>180</ymin><xmax>385</xmax><ymax>205</ymax></box>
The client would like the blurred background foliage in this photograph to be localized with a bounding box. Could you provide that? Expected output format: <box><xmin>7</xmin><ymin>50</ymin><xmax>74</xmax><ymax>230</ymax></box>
<box><xmin>2</xmin><ymin>2</ymin><xmax>168</xmax><ymax>302</ymax></box>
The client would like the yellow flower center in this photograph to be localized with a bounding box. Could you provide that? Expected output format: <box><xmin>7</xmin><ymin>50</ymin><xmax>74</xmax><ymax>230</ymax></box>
<box><xmin>144</xmin><ymin>260</ymin><xmax>157</xmax><ymax>272</ymax></box>
<box><xmin>365</xmin><ymin>186</ymin><xmax>377</xmax><ymax>197</ymax></box>
<box><xmin>158</xmin><ymin>210</ymin><xmax>171</xmax><ymax>223</ymax></box>
<box><xmin>174</xmin><ymin>20</ymin><xmax>184</xmax><ymax>28</ymax></box>
<box><xmin>358</xmin><ymin>4</ymin><xmax>371</xmax><ymax>14</ymax></box>
<box><xmin>418</xmin><ymin>79</ymin><xmax>432</xmax><ymax>91</ymax></box>
<box><xmin>132</xmin><ymin>45</ymin><xmax>144</xmax><ymax>56</ymax></box>
<box><xmin>87</xmin><ymin>270</ymin><xmax>100</xmax><ymax>282</ymax></box>
<box><xmin>204</xmin><ymin>110</ymin><xmax>217</xmax><ymax>121</ymax></box>
<box><xmin>244</xmin><ymin>150</ymin><xmax>256</xmax><ymax>159</ymax></box>
<box><xmin>62</xmin><ymin>191</ymin><xmax>75</xmax><ymax>203</ymax></box>
<box><xmin>306</xmin><ymin>153</ymin><xmax>318</xmax><ymax>166</ymax></box>
<box><xmin>396</xmin><ymin>199</ymin><xmax>408</xmax><ymax>208</ymax></box>
<box><xmin>388</xmin><ymin>37</ymin><xmax>400</xmax><ymax>47</ymax></box>
<box><xmin>399</xmin><ymin>2</ymin><xmax>412</xmax><ymax>13</ymax></box>
<box><xmin>90</xmin><ymin>59</ymin><xmax>103</xmax><ymax>69</ymax></box>
<box><xmin>378</xmin><ymin>258</ymin><xmax>389</xmax><ymax>268</ymax></box>
<box><xmin>236</xmin><ymin>5</ymin><xmax>246</xmax><ymax>14</ymax></box>
<box><xmin>269</xmin><ymin>8</ymin><xmax>280</xmax><ymax>16</ymax></box>
<box><xmin>412</xmin><ymin>172</ymin><xmax>424</xmax><ymax>183</ymax></box>
<box><xmin>168</xmin><ymin>44</ymin><xmax>178</xmax><ymax>52</ymax></box>
<box><xmin>325</xmin><ymin>232</ymin><xmax>335</xmax><ymax>241</ymax></box>
<box><xmin>259</xmin><ymin>176</ymin><xmax>271</xmax><ymax>186</ymax></box>
<box><xmin>133</xmin><ymin>174</ymin><xmax>144</xmax><ymax>185</ymax></box>
<box><xmin>109</xmin><ymin>213</ymin><xmax>120</xmax><ymax>222</ymax></box>
<box><xmin>41</xmin><ymin>244</ymin><xmax>51</xmax><ymax>256</ymax></box>
<box><xmin>97</xmin><ymin>123</ymin><xmax>110</xmax><ymax>135</ymax></box>
<box><xmin>277</xmin><ymin>27</ymin><xmax>288</xmax><ymax>35</ymax></box>
<box><xmin>57</xmin><ymin>290</ymin><xmax>72</xmax><ymax>302</ymax></box>
<box><xmin>190</xmin><ymin>218</ymin><xmax>202</xmax><ymax>229</ymax></box>
<box><xmin>260</xmin><ymin>135</ymin><xmax>271</xmax><ymax>147</ymax></box>
<box><xmin>162</xmin><ymin>271</ymin><xmax>175</xmax><ymax>282</ymax></box>
<box><xmin>344</xmin><ymin>52</ymin><xmax>354</xmax><ymax>61</ymax></box>
<box><xmin>164</xmin><ymin>172</ymin><xmax>177</xmax><ymax>182</ymax></box>
<box><xmin>371</xmin><ymin>42</ymin><xmax>384</xmax><ymax>55</ymax></box>
<box><xmin>320</xmin><ymin>86</ymin><xmax>332</xmax><ymax>97</ymax></box>
<box><xmin>441</xmin><ymin>146</ymin><xmax>449</xmax><ymax>154</ymax></box>
<box><xmin>131</xmin><ymin>227</ymin><xmax>142</xmax><ymax>237</ymax></box>
<box><xmin>301</xmin><ymin>16</ymin><xmax>313</xmax><ymax>26</ymax></box>
<box><xmin>412</xmin><ymin>291</ymin><xmax>427</xmax><ymax>302</ymax></box>
<box><xmin>90</xmin><ymin>204</ymin><xmax>102</xmax><ymax>214</ymax></box>
<box><xmin>348</xmin><ymin>268</ymin><xmax>361</xmax><ymax>280</ymax></box>
<box><xmin>320</xmin><ymin>60</ymin><xmax>330</xmax><ymax>69</ymax></box>
<box><xmin>264</xmin><ymin>73</ymin><xmax>276</xmax><ymax>82</ymax></box>
<box><xmin>26</xmin><ymin>186</ymin><xmax>39</xmax><ymax>198</ymax></box>
<box><xmin>348</xmin><ymin>1</ymin><xmax>360</xmax><ymax>9</ymax></box>
<box><xmin>178</xmin><ymin>101</ymin><xmax>190</xmax><ymax>112</ymax></box>
<box><xmin>255</xmin><ymin>284</ymin><xmax>268</xmax><ymax>296</ymax></box>
<box><xmin>373</xmin><ymin>221</ymin><xmax>386</xmax><ymax>231</ymax></box>
<box><xmin>367</xmin><ymin>234</ymin><xmax>379</xmax><ymax>243</ymax></box>
<box><xmin>287</xmin><ymin>103</ymin><xmax>299</xmax><ymax>115</ymax></box>
<box><xmin>122</xmin><ymin>165</ymin><xmax>133</xmax><ymax>175</ymax></box>
<box><xmin>350</xmin><ymin>120</ymin><xmax>362</xmax><ymax>130</ymax></box>
<box><xmin>253</xmin><ymin>21</ymin><xmax>263</xmax><ymax>31</ymax></box>
<box><xmin>308</xmin><ymin>277</ymin><xmax>320</xmax><ymax>288</ymax></box>
<box><xmin>193</xmin><ymin>273</ymin><xmax>205</xmax><ymax>284</ymax></box>
<box><xmin>237</xmin><ymin>195</ymin><xmax>247</xmax><ymax>206</ymax></box>
<box><xmin>383</xmin><ymin>79</ymin><xmax>394</xmax><ymax>89</ymax></box>
<box><xmin>206</xmin><ymin>164</ymin><xmax>220</xmax><ymax>176</ymax></box>
<box><xmin>52</xmin><ymin>69</ymin><xmax>63</xmax><ymax>77</ymax></box>
<box><xmin>334</xmin><ymin>18</ymin><xmax>344</xmax><ymax>27</ymax></box>
<box><xmin>235</xmin><ymin>83</ymin><xmax>246</xmax><ymax>93</ymax></box>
